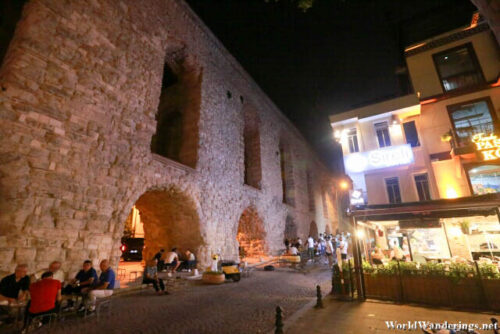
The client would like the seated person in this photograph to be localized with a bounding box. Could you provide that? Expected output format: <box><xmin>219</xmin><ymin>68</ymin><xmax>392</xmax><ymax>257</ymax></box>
<box><xmin>0</xmin><ymin>264</ymin><xmax>29</xmax><ymax>305</ymax></box>
<box><xmin>371</xmin><ymin>247</ymin><xmax>385</xmax><ymax>265</ymax></box>
<box><xmin>87</xmin><ymin>260</ymin><xmax>115</xmax><ymax>312</ymax></box>
<box><xmin>287</xmin><ymin>245</ymin><xmax>299</xmax><ymax>256</ymax></box>
<box><xmin>63</xmin><ymin>260</ymin><xmax>98</xmax><ymax>295</ymax></box>
<box><xmin>185</xmin><ymin>250</ymin><xmax>196</xmax><ymax>271</ymax></box>
<box><xmin>34</xmin><ymin>261</ymin><xmax>65</xmax><ymax>283</ymax></box>
<box><xmin>142</xmin><ymin>260</ymin><xmax>167</xmax><ymax>295</ymax></box>
<box><xmin>153</xmin><ymin>249</ymin><xmax>165</xmax><ymax>271</ymax></box>
<box><xmin>164</xmin><ymin>248</ymin><xmax>181</xmax><ymax>276</ymax></box>
<box><xmin>25</xmin><ymin>271</ymin><xmax>61</xmax><ymax>327</ymax></box>
<box><xmin>390</xmin><ymin>245</ymin><xmax>404</xmax><ymax>261</ymax></box>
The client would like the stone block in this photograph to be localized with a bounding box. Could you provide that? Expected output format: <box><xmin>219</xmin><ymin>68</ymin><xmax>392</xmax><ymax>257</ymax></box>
<box><xmin>0</xmin><ymin>249</ymin><xmax>15</xmax><ymax>264</ymax></box>
<box><xmin>35</xmin><ymin>247</ymin><xmax>64</xmax><ymax>262</ymax></box>
<box><xmin>15</xmin><ymin>248</ymin><xmax>37</xmax><ymax>263</ymax></box>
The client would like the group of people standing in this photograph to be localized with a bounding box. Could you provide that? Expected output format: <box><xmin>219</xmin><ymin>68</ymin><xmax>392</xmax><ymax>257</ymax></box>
<box><xmin>284</xmin><ymin>233</ymin><xmax>350</xmax><ymax>268</ymax></box>
<box><xmin>0</xmin><ymin>259</ymin><xmax>115</xmax><ymax>328</ymax></box>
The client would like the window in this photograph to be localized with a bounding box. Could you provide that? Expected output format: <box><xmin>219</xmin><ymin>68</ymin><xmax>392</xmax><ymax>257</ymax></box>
<box><xmin>243</xmin><ymin>106</ymin><xmax>262</xmax><ymax>189</ymax></box>
<box><xmin>306</xmin><ymin>171</ymin><xmax>315</xmax><ymax>212</ymax></box>
<box><xmin>385</xmin><ymin>177</ymin><xmax>402</xmax><ymax>204</ymax></box>
<box><xmin>448</xmin><ymin>99</ymin><xmax>496</xmax><ymax>147</ymax></box>
<box><xmin>279</xmin><ymin>142</ymin><xmax>295</xmax><ymax>206</ymax></box>
<box><xmin>0</xmin><ymin>1</ymin><xmax>27</xmax><ymax>65</ymax></box>
<box><xmin>433</xmin><ymin>44</ymin><xmax>484</xmax><ymax>92</ymax></box>
<box><xmin>151</xmin><ymin>52</ymin><xmax>201</xmax><ymax>168</ymax></box>
<box><xmin>321</xmin><ymin>187</ymin><xmax>329</xmax><ymax>218</ymax></box>
<box><xmin>347</xmin><ymin>128</ymin><xmax>359</xmax><ymax>153</ymax></box>
<box><xmin>403</xmin><ymin>121</ymin><xmax>420</xmax><ymax>147</ymax></box>
<box><xmin>375</xmin><ymin>121</ymin><xmax>391</xmax><ymax>147</ymax></box>
<box><xmin>467</xmin><ymin>165</ymin><xmax>500</xmax><ymax>195</ymax></box>
<box><xmin>414</xmin><ymin>173</ymin><xmax>431</xmax><ymax>201</ymax></box>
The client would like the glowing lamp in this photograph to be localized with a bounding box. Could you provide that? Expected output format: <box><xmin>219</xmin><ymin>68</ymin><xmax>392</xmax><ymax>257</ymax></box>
<box><xmin>120</xmin><ymin>244</ymin><xmax>126</xmax><ymax>252</ymax></box>
<box><xmin>445</xmin><ymin>187</ymin><xmax>458</xmax><ymax>199</ymax></box>
<box><xmin>339</xmin><ymin>180</ymin><xmax>349</xmax><ymax>190</ymax></box>
<box><xmin>356</xmin><ymin>229</ymin><xmax>364</xmax><ymax>239</ymax></box>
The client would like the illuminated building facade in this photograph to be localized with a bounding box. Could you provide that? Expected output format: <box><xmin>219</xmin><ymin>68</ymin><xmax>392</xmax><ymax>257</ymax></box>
<box><xmin>330</xmin><ymin>14</ymin><xmax>500</xmax><ymax>262</ymax></box>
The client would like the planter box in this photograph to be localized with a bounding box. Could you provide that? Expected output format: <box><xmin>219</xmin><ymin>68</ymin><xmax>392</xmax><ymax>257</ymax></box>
<box><xmin>483</xmin><ymin>279</ymin><xmax>500</xmax><ymax>312</ymax></box>
<box><xmin>402</xmin><ymin>275</ymin><xmax>451</xmax><ymax>306</ymax></box>
<box><xmin>364</xmin><ymin>274</ymin><xmax>401</xmax><ymax>301</ymax></box>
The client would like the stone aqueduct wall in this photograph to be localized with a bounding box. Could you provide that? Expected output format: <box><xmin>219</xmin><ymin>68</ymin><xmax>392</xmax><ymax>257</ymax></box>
<box><xmin>0</xmin><ymin>0</ymin><xmax>338</xmax><ymax>277</ymax></box>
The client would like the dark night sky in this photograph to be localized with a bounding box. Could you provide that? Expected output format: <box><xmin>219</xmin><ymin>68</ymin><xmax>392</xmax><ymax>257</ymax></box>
<box><xmin>186</xmin><ymin>0</ymin><xmax>477</xmax><ymax>172</ymax></box>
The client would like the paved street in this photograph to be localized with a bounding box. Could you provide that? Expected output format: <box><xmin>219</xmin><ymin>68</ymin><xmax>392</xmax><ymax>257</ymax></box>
<box><xmin>39</xmin><ymin>265</ymin><xmax>331</xmax><ymax>334</ymax></box>
<box><xmin>288</xmin><ymin>297</ymin><xmax>500</xmax><ymax>334</ymax></box>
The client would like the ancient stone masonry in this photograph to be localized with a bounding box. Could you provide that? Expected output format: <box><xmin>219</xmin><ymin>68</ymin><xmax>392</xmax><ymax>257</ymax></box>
<box><xmin>0</xmin><ymin>0</ymin><xmax>339</xmax><ymax>277</ymax></box>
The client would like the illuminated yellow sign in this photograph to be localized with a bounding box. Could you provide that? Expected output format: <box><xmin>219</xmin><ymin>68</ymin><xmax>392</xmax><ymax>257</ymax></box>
<box><xmin>472</xmin><ymin>133</ymin><xmax>500</xmax><ymax>161</ymax></box>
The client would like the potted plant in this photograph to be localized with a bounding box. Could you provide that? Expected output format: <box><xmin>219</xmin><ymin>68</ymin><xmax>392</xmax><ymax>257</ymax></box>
<box><xmin>202</xmin><ymin>270</ymin><xmax>225</xmax><ymax>284</ymax></box>
<box><xmin>441</xmin><ymin>130</ymin><xmax>452</xmax><ymax>142</ymax></box>
<box><xmin>460</xmin><ymin>221</ymin><xmax>470</xmax><ymax>235</ymax></box>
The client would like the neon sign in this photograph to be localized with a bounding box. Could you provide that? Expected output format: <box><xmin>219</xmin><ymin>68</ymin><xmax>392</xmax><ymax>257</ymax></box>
<box><xmin>472</xmin><ymin>133</ymin><xmax>500</xmax><ymax>161</ymax></box>
<box><xmin>350</xmin><ymin>189</ymin><xmax>365</xmax><ymax>205</ymax></box>
<box><xmin>344</xmin><ymin>144</ymin><xmax>414</xmax><ymax>173</ymax></box>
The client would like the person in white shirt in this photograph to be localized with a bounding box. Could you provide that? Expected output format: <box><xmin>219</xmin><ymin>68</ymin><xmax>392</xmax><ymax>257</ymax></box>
<box><xmin>288</xmin><ymin>245</ymin><xmax>298</xmax><ymax>256</ymax></box>
<box><xmin>339</xmin><ymin>237</ymin><xmax>348</xmax><ymax>261</ymax></box>
<box><xmin>325</xmin><ymin>237</ymin><xmax>334</xmax><ymax>268</ymax></box>
<box><xmin>164</xmin><ymin>248</ymin><xmax>180</xmax><ymax>275</ymax></box>
<box><xmin>34</xmin><ymin>261</ymin><xmax>65</xmax><ymax>283</ymax></box>
<box><xmin>307</xmin><ymin>236</ymin><xmax>315</xmax><ymax>260</ymax></box>
<box><xmin>185</xmin><ymin>250</ymin><xmax>196</xmax><ymax>271</ymax></box>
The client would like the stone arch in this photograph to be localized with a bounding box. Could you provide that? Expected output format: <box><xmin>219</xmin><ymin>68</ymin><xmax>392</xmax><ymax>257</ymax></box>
<box><xmin>151</xmin><ymin>44</ymin><xmax>202</xmax><ymax>168</ymax></box>
<box><xmin>237</xmin><ymin>207</ymin><xmax>267</xmax><ymax>258</ymax></box>
<box><xmin>128</xmin><ymin>187</ymin><xmax>205</xmax><ymax>261</ymax></box>
<box><xmin>309</xmin><ymin>221</ymin><xmax>318</xmax><ymax>238</ymax></box>
<box><xmin>284</xmin><ymin>215</ymin><xmax>298</xmax><ymax>240</ymax></box>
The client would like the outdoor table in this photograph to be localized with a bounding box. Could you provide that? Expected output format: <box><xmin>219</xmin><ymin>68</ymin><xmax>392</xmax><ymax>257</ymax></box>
<box><xmin>2</xmin><ymin>301</ymin><xmax>27</xmax><ymax>329</ymax></box>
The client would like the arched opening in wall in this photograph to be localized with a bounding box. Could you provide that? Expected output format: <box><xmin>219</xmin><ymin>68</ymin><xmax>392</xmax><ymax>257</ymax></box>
<box><xmin>279</xmin><ymin>141</ymin><xmax>295</xmax><ymax>206</ymax></box>
<box><xmin>237</xmin><ymin>207</ymin><xmax>267</xmax><ymax>262</ymax></box>
<box><xmin>309</xmin><ymin>221</ymin><xmax>318</xmax><ymax>239</ymax></box>
<box><xmin>118</xmin><ymin>188</ymin><xmax>204</xmax><ymax>284</ymax></box>
<box><xmin>243</xmin><ymin>106</ymin><xmax>262</xmax><ymax>189</ymax></box>
<box><xmin>0</xmin><ymin>1</ymin><xmax>27</xmax><ymax>67</ymax></box>
<box><xmin>325</xmin><ymin>224</ymin><xmax>332</xmax><ymax>236</ymax></box>
<box><xmin>284</xmin><ymin>215</ymin><xmax>298</xmax><ymax>241</ymax></box>
<box><xmin>151</xmin><ymin>46</ymin><xmax>202</xmax><ymax>168</ymax></box>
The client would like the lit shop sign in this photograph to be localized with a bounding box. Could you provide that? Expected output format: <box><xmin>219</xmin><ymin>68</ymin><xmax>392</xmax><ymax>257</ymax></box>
<box><xmin>472</xmin><ymin>133</ymin><xmax>500</xmax><ymax>161</ymax></box>
<box><xmin>344</xmin><ymin>144</ymin><xmax>414</xmax><ymax>173</ymax></box>
<box><xmin>350</xmin><ymin>189</ymin><xmax>365</xmax><ymax>205</ymax></box>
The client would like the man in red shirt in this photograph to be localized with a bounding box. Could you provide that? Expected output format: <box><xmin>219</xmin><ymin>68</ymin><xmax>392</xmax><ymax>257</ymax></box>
<box><xmin>27</xmin><ymin>271</ymin><xmax>61</xmax><ymax>320</ymax></box>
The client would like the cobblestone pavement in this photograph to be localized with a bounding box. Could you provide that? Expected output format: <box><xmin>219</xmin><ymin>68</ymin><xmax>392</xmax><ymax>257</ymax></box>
<box><xmin>287</xmin><ymin>297</ymin><xmax>500</xmax><ymax>334</ymax></box>
<box><xmin>28</xmin><ymin>264</ymin><xmax>331</xmax><ymax>334</ymax></box>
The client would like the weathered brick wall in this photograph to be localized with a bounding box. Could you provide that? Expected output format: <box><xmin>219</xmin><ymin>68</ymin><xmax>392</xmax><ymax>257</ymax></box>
<box><xmin>0</xmin><ymin>0</ymin><xmax>338</xmax><ymax>277</ymax></box>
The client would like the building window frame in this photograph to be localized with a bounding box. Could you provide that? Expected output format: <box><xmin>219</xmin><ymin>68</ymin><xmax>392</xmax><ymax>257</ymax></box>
<box><xmin>403</xmin><ymin>120</ymin><xmax>420</xmax><ymax>148</ymax></box>
<box><xmin>347</xmin><ymin>127</ymin><xmax>359</xmax><ymax>153</ymax></box>
<box><xmin>384</xmin><ymin>177</ymin><xmax>402</xmax><ymax>204</ymax></box>
<box><xmin>374</xmin><ymin>121</ymin><xmax>391</xmax><ymax>148</ymax></box>
<box><xmin>413</xmin><ymin>172</ymin><xmax>432</xmax><ymax>201</ymax></box>
<box><xmin>464</xmin><ymin>161</ymin><xmax>500</xmax><ymax>196</ymax></box>
<box><xmin>446</xmin><ymin>97</ymin><xmax>498</xmax><ymax>148</ymax></box>
<box><xmin>432</xmin><ymin>42</ymin><xmax>485</xmax><ymax>93</ymax></box>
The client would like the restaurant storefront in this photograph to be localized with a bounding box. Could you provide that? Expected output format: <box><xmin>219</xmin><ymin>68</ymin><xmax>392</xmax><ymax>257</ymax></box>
<box><xmin>353</xmin><ymin>194</ymin><xmax>500</xmax><ymax>263</ymax></box>
<box><xmin>346</xmin><ymin>194</ymin><xmax>500</xmax><ymax>311</ymax></box>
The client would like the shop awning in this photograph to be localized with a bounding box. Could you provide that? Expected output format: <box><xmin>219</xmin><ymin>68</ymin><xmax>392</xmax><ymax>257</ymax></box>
<box><xmin>350</xmin><ymin>193</ymin><xmax>500</xmax><ymax>221</ymax></box>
